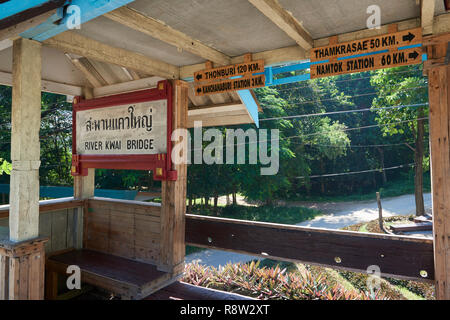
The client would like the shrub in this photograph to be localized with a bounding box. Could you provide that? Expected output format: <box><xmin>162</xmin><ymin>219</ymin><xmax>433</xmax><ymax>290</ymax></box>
<box><xmin>182</xmin><ymin>261</ymin><xmax>386</xmax><ymax>300</ymax></box>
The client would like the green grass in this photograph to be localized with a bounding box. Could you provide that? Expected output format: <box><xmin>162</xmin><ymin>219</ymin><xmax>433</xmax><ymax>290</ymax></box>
<box><xmin>190</xmin><ymin>204</ymin><xmax>323</xmax><ymax>225</ymax></box>
<box><xmin>358</xmin><ymin>224</ymin><xmax>369</xmax><ymax>233</ymax></box>
<box><xmin>393</xmin><ymin>285</ymin><xmax>425</xmax><ymax>300</ymax></box>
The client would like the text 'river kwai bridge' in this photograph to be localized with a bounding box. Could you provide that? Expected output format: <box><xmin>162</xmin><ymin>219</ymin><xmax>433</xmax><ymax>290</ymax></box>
<box><xmin>0</xmin><ymin>0</ymin><xmax>449</xmax><ymax>300</ymax></box>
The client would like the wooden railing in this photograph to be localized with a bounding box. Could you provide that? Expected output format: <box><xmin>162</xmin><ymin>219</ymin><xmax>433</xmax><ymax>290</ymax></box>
<box><xmin>185</xmin><ymin>214</ymin><xmax>434</xmax><ymax>281</ymax></box>
<box><xmin>0</xmin><ymin>197</ymin><xmax>84</xmax><ymax>219</ymax></box>
<box><xmin>0</xmin><ymin>199</ymin><xmax>436</xmax><ymax>281</ymax></box>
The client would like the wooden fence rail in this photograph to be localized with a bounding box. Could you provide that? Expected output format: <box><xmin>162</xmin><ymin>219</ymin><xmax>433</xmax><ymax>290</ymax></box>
<box><xmin>0</xmin><ymin>197</ymin><xmax>83</xmax><ymax>219</ymax></box>
<box><xmin>0</xmin><ymin>200</ymin><xmax>436</xmax><ymax>282</ymax></box>
<box><xmin>185</xmin><ymin>214</ymin><xmax>434</xmax><ymax>281</ymax></box>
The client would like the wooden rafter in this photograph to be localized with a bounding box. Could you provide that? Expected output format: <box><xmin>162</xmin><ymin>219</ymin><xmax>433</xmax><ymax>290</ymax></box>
<box><xmin>248</xmin><ymin>0</ymin><xmax>313</xmax><ymax>50</ymax></box>
<box><xmin>65</xmin><ymin>53</ymin><xmax>107</xmax><ymax>88</ymax></box>
<box><xmin>421</xmin><ymin>0</ymin><xmax>436</xmax><ymax>35</ymax></box>
<box><xmin>121</xmin><ymin>67</ymin><xmax>141</xmax><ymax>81</ymax></box>
<box><xmin>182</xmin><ymin>12</ymin><xmax>450</xmax><ymax>78</ymax></box>
<box><xmin>0</xmin><ymin>9</ymin><xmax>55</xmax><ymax>47</ymax></box>
<box><xmin>104</xmin><ymin>6</ymin><xmax>231</xmax><ymax>66</ymax></box>
<box><xmin>92</xmin><ymin>76</ymin><xmax>164</xmax><ymax>98</ymax></box>
<box><xmin>0</xmin><ymin>70</ymin><xmax>82</xmax><ymax>96</ymax></box>
<box><xmin>44</xmin><ymin>31</ymin><xmax>179</xmax><ymax>79</ymax></box>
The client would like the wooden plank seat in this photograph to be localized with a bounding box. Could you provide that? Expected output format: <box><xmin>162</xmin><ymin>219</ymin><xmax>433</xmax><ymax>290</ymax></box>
<box><xmin>390</xmin><ymin>222</ymin><xmax>433</xmax><ymax>233</ymax></box>
<box><xmin>145</xmin><ymin>281</ymin><xmax>256</xmax><ymax>300</ymax></box>
<box><xmin>46</xmin><ymin>249</ymin><xmax>177</xmax><ymax>300</ymax></box>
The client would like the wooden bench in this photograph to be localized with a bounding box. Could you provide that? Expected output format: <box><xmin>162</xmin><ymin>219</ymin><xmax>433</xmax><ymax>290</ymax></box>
<box><xmin>46</xmin><ymin>249</ymin><xmax>178</xmax><ymax>300</ymax></box>
<box><xmin>145</xmin><ymin>281</ymin><xmax>256</xmax><ymax>300</ymax></box>
<box><xmin>390</xmin><ymin>222</ymin><xmax>433</xmax><ymax>233</ymax></box>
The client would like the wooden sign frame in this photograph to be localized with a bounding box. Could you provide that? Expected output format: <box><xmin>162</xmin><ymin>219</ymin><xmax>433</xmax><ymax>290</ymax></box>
<box><xmin>194</xmin><ymin>60</ymin><xmax>265</xmax><ymax>82</ymax></box>
<box><xmin>194</xmin><ymin>74</ymin><xmax>266</xmax><ymax>96</ymax></box>
<box><xmin>71</xmin><ymin>80</ymin><xmax>177</xmax><ymax>181</ymax></box>
<box><xmin>310</xmin><ymin>48</ymin><xmax>422</xmax><ymax>79</ymax></box>
<box><xmin>311</xmin><ymin>28</ymin><xmax>422</xmax><ymax>62</ymax></box>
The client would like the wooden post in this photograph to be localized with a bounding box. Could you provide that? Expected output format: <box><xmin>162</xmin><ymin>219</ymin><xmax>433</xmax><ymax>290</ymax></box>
<box><xmin>426</xmin><ymin>41</ymin><xmax>450</xmax><ymax>300</ymax></box>
<box><xmin>0</xmin><ymin>38</ymin><xmax>46</xmax><ymax>300</ymax></box>
<box><xmin>73</xmin><ymin>88</ymin><xmax>95</xmax><ymax>249</ymax></box>
<box><xmin>9</xmin><ymin>38</ymin><xmax>42</xmax><ymax>242</ymax></box>
<box><xmin>0</xmin><ymin>238</ymin><xmax>47</xmax><ymax>300</ymax></box>
<box><xmin>159</xmin><ymin>80</ymin><xmax>188</xmax><ymax>275</ymax></box>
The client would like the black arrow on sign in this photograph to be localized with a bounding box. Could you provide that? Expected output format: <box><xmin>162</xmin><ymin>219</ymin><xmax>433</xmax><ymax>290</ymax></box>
<box><xmin>402</xmin><ymin>32</ymin><xmax>415</xmax><ymax>42</ymax></box>
<box><xmin>408</xmin><ymin>51</ymin><xmax>419</xmax><ymax>60</ymax></box>
<box><xmin>196</xmin><ymin>74</ymin><xmax>203</xmax><ymax>81</ymax></box>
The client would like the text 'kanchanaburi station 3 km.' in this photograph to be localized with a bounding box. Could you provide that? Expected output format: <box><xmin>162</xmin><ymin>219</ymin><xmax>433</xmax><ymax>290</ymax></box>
<box><xmin>0</xmin><ymin>0</ymin><xmax>449</xmax><ymax>300</ymax></box>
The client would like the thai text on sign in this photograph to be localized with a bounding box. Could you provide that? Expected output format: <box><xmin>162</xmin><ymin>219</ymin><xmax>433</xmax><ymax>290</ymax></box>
<box><xmin>76</xmin><ymin>100</ymin><xmax>167</xmax><ymax>155</ymax></box>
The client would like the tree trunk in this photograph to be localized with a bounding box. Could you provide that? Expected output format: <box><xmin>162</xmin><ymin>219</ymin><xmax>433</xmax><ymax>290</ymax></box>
<box><xmin>213</xmin><ymin>195</ymin><xmax>218</xmax><ymax>210</ymax></box>
<box><xmin>320</xmin><ymin>160</ymin><xmax>325</xmax><ymax>194</ymax></box>
<box><xmin>187</xmin><ymin>196</ymin><xmax>192</xmax><ymax>213</ymax></box>
<box><xmin>414</xmin><ymin>110</ymin><xmax>425</xmax><ymax>216</ymax></box>
<box><xmin>377</xmin><ymin>147</ymin><xmax>387</xmax><ymax>184</ymax></box>
<box><xmin>232</xmin><ymin>192</ymin><xmax>237</xmax><ymax>205</ymax></box>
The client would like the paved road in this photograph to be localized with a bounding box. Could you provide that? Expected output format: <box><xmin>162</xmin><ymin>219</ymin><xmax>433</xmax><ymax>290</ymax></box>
<box><xmin>186</xmin><ymin>193</ymin><xmax>432</xmax><ymax>268</ymax></box>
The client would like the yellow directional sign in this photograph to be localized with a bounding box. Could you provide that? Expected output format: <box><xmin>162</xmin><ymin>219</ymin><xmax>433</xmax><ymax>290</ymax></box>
<box><xmin>310</xmin><ymin>48</ymin><xmax>422</xmax><ymax>79</ymax></box>
<box><xmin>194</xmin><ymin>74</ymin><xmax>266</xmax><ymax>96</ymax></box>
<box><xmin>311</xmin><ymin>28</ymin><xmax>422</xmax><ymax>62</ymax></box>
<box><xmin>194</xmin><ymin>60</ymin><xmax>265</xmax><ymax>82</ymax></box>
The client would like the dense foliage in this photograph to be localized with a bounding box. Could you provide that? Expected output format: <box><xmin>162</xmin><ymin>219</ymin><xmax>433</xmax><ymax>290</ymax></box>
<box><xmin>188</xmin><ymin>65</ymin><xmax>429</xmax><ymax>206</ymax></box>
<box><xmin>0</xmin><ymin>65</ymin><xmax>430</xmax><ymax>207</ymax></box>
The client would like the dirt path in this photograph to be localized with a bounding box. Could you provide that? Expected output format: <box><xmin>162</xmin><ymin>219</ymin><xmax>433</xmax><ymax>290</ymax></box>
<box><xmin>294</xmin><ymin>193</ymin><xmax>431</xmax><ymax>229</ymax></box>
<box><xmin>186</xmin><ymin>193</ymin><xmax>432</xmax><ymax>268</ymax></box>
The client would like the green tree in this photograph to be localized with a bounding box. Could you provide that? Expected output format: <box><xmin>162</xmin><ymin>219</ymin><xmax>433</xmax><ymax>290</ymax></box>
<box><xmin>371</xmin><ymin>65</ymin><xmax>428</xmax><ymax>215</ymax></box>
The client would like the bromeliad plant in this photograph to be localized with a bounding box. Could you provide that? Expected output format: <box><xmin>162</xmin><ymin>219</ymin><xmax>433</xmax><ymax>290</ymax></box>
<box><xmin>183</xmin><ymin>261</ymin><xmax>386</xmax><ymax>300</ymax></box>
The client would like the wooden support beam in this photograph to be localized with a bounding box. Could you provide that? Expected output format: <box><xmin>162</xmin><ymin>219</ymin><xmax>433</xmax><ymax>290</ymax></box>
<box><xmin>73</xmin><ymin>86</ymin><xmax>96</xmax><ymax>199</ymax></box>
<box><xmin>44</xmin><ymin>31</ymin><xmax>179</xmax><ymax>79</ymax></box>
<box><xmin>121</xmin><ymin>67</ymin><xmax>140</xmax><ymax>81</ymax></box>
<box><xmin>185</xmin><ymin>215</ymin><xmax>435</xmax><ymax>281</ymax></box>
<box><xmin>104</xmin><ymin>7</ymin><xmax>231</xmax><ymax>66</ymax></box>
<box><xmin>0</xmin><ymin>10</ymin><xmax>56</xmax><ymax>43</ymax></box>
<box><xmin>181</xmin><ymin>45</ymin><xmax>306</xmax><ymax>79</ymax></box>
<box><xmin>187</xmin><ymin>103</ymin><xmax>252</xmax><ymax>128</ymax></box>
<box><xmin>421</xmin><ymin>0</ymin><xmax>436</xmax><ymax>35</ymax></box>
<box><xmin>93</xmin><ymin>76</ymin><xmax>164</xmax><ymax>98</ymax></box>
<box><xmin>0</xmin><ymin>70</ymin><xmax>83</xmax><ymax>96</ymax></box>
<box><xmin>0</xmin><ymin>0</ymin><xmax>64</xmax><ymax>35</ymax></box>
<box><xmin>9</xmin><ymin>38</ymin><xmax>42</xmax><ymax>242</ymax></box>
<box><xmin>427</xmin><ymin>41</ymin><xmax>450</xmax><ymax>299</ymax></box>
<box><xmin>73</xmin><ymin>88</ymin><xmax>96</xmax><ymax>250</ymax></box>
<box><xmin>1</xmin><ymin>37</ymin><xmax>46</xmax><ymax>301</ymax></box>
<box><xmin>0</xmin><ymin>238</ymin><xmax>47</xmax><ymax>300</ymax></box>
<box><xmin>159</xmin><ymin>80</ymin><xmax>188</xmax><ymax>275</ymax></box>
<box><xmin>65</xmin><ymin>54</ymin><xmax>107</xmax><ymax>88</ymax></box>
<box><xmin>180</xmin><ymin>12</ymin><xmax>450</xmax><ymax>79</ymax></box>
<box><xmin>248</xmin><ymin>0</ymin><xmax>313</xmax><ymax>50</ymax></box>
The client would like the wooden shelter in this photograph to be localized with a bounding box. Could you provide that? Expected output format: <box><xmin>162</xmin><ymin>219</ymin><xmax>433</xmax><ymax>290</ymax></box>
<box><xmin>0</xmin><ymin>0</ymin><xmax>449</xmax><ymax>300</ymax></box>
